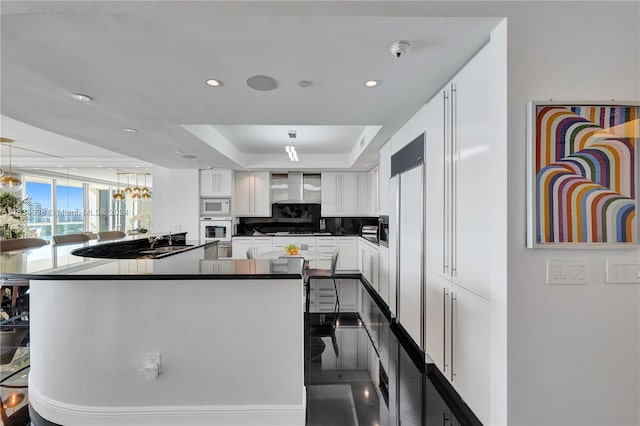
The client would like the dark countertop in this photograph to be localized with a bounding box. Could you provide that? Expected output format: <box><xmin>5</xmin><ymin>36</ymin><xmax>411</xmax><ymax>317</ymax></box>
<box><xmin>233</xmin><ymin>233</ymin><xmax>361</xmax><ymax>237</ymax></box>
<box><xmin>0</xmin><ymin>237</ymin><xmax>304</xmax><ymax>281</ymax></box>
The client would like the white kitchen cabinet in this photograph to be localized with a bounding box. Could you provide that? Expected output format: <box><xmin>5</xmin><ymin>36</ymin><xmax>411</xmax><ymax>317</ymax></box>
<box><xmin>450</xmin><ymin>283</ymin><xmax>490</xmax><ymax>424</ymax></box>
<box><xmin>369</xmin><ymin>166</ymin><xmax>379</xmax><ymax>215</ymax></box>
<box><xmin>315</xmin><ymin>236</ymin><xmax>336</xmax><ymax>269</ymax></box>
<box><xmin>200</xmin><ymin>169</ymin><xmax>232</xmax><ymax>198</ymax></box>
<box><xmin>358</xmin><ymin>237</ymin><xmax>379</xmax><ymax>292</ymax></box>
<box><xmin>231</xmin><ymin>236</ymin><xmax>273</xmax><ymax>259</ymax></box>
<box><xmin>231</xmin><ymin>237</ymin><xmax>253</xmax><ymax>259</ymax></box>
<box><xmin>378</xmin><ymin>245</ymin><xmax>389</xmax><ymax>307</ymax></box>
<box><xmin>378</xmin><ymin>141</ymin><xmax>391</xmax><ymax>215</ymax></box>
<box><xmin>321</xmin><ymin>172</ymin><xmax>369</xmax><ymax>216</ymax></box>
<box><xmin>422</xmin><ymin>45</ymin><xmax>496</xmax><ymax>423</ymax></box>
<box><xmin>424</xmin><ymin>271</ymin><xmax>490</xmax><ymax>424</ymax></box>
<box><xmin>336</xmin><ymin>237</ymin><xmax>357</xmax><ymax>271</ymax></box>
<box><xmin>234</xmin><ymin>171</ymin><xmax>271</xmax><ymax>217</ymax></box>
<box><xmin>424</xmin><ymin>53</ymin><xmax>493</xmax><ymax>300</ymax></box>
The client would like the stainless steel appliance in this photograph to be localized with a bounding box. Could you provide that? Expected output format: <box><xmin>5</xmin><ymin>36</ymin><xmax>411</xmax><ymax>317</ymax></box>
<box><xmin>389</xmin><ymin>133</ymin><xmax>425</xmax><ymax>355</ymax></box>
<box><xmin>200</xmin><ymin>217</ymin><xmax>232</xmax><ymax>258</ymax></box>
<box><xmin>378</xmin><ymin>216</ymin><xmax>389</xmax><ymax>247</ymax></box>
<box><xmin>201</xmin><ymin>198</ymin><xmax>230</xmax><ymax>216</ymax></box>
<box><xmin>361</xmin><ymin>225</ymin><xmax>379</xmax><ymax>243</ymax></box>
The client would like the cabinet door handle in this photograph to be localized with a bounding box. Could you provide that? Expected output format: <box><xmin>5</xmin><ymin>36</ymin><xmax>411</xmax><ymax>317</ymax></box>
<box><xmin>451</xmin><ymin>83</ymin><xmax>457</xmax><ymax>277</ymax></box>
<box><xmin>443</xmin><ymin>287</ymin><xmax>449</xmax><ymax>373</ymax></box>
<box><xmin>443</xmin><ymin>90</ymin><xmax>449</xmax><ymax>275</ymax></box>
<box><xmin>450</xmin><ymin>291</ymin><xmax>457</xmax><ymax>381</ymax></box>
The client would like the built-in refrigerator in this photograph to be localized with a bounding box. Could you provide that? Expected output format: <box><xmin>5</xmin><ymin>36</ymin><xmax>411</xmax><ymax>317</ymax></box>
<box><xmin>389</xmin><ymin>133</ymin><xmax>425</xmax><ymax>355</ymax></box>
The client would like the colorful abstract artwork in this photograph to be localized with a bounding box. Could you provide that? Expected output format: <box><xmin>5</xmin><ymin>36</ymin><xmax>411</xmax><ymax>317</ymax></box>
<box><xmin>528</xmin><ymin>102</ymin><xmax>640</xmax><ymax>247</ymax></box>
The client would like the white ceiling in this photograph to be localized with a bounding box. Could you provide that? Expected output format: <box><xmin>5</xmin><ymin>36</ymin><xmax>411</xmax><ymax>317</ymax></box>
<box><xmin>1</xmin><ymin>1</ymin><xmax>501</xmax><ymax>177</ymax></box>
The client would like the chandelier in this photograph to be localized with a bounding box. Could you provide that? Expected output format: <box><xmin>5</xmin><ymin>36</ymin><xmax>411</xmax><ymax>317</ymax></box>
<box><xmin>0</xmin><ymin>137</ymin><xmax>23</xmax><ymax>193</ymax></box>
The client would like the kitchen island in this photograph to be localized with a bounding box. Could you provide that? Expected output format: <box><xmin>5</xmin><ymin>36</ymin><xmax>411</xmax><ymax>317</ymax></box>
<box><xmin>1</xmin><ymin>237</ymin><xmax>306</xmax><ymax>426</ymax></box>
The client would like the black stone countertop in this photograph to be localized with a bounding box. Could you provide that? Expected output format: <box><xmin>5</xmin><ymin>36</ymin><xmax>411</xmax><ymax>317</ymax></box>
<box><xmin>233</xmin><ymin>232</ymin><xmax>361</xmax><ymax>237</ymax></box>
<box><xmin>0</xmin><ymin>236</ymin><xmax>304</xmax><ymax>281</ymax></box>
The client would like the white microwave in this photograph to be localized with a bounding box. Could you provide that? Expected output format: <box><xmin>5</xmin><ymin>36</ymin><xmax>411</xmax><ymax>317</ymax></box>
<box><xmin>201</xmin><ymin>198</ymin><xmax>230</xmax><ymax>216</ymax></box>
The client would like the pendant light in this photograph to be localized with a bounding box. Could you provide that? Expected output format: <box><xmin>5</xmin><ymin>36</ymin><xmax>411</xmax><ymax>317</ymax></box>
<box><xmin>112</xmin><ymin>169</ymin><xmax>125</xmax><ymax>201</ymax></box>
<box><xmin>124</xmin><ymin>173</ymin><xmax>133</xmax><ymax>195</ymax></box>
<box><xmin>0</xmin><ymin>138</ymin><xmax>23</xmax><ymax>193</ymax></box>
<box><xmin>141</xmin><ymin>173</ymin><xmax>151</xmax><ymax>199</ymax></box>
<box><xmin>131</xmin><ymin>174</ymin><xmax>141</xmax><ymax>199</ymax></box>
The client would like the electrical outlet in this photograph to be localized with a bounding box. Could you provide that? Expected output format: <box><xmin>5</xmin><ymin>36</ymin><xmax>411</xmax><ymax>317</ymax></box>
<box><xmin>606</xmin><ymin>260</ymin><xmax>640</xmax><ymax>284</ymax></box>
<box><xmin>546</xmin><ymin>259</ymin><xmax>587</xmax><ymax>284</ymax></box>
<box><xmin>146</xmin><ymin>352</ymin><xmax>161</xmax><ymax>372</ymax></box>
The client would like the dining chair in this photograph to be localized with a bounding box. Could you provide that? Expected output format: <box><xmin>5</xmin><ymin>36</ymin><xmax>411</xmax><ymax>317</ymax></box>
<box><xmin>52</xmin><ymin>234</ymin><xmax>91</xmax><ymax>245</ymax></box>
<box><xmin>246</xmin><ymin>249</ymin><xmax>254</xmax><ymax>259</ymax></box>
<box><xmin>81</xmin><ymin>231</ymin><xmax>98</xmax><ymax>240</ymax></box>
<box><xmin>97</xmin><ymin>231</ymin><xmax>126</xmax><ymax>240</ymax></box>
<box><xmin>1</xmin><ymin>238</ymin><xmax>49</xmax><ymax>308</ymax></box>
<box><xmin>307</xmin><ymin>249</ymin><xmax>339</xmax><ymax>300</ymax></box>
<box><xmin>0</xmin><ymin>238</ymin><xmax>49</xmax><ymax>253</ymax></box>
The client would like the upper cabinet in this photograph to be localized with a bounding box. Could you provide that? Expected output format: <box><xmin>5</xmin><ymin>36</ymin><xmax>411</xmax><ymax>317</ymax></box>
<box><xmin>424</xmin><ymin>53</ymin><xmax>495</xmax><ymax>300</ymax></box>
<box><xmin>321</xmin><ymin>172</ymin><xmax>369</xmax><ymax>217</ymax></box>
<box><xmin>200</xmin><ymin>169</ymin><xmax>233</xmax><ymax>198</ymax></box>
<box><xmin>234</xmin><ymin>171</ymin><xmax>271</xmax><ymax>217</ymax></box>
<box><xmin>368</xmin><ymin>166</ymin><xmax>379</xmax><ymax>215</ymax></box>
<box><xmin>378</xmin><ymin>141</ymin><xmax>391</xmax><ymax>215</ymax></box>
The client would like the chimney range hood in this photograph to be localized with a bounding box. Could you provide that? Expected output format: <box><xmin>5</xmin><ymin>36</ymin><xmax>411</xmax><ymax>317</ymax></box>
<box><xmin>272</xmin><ymin>171</ymin><xmax>320</xmax><ymax>204</ymax></box>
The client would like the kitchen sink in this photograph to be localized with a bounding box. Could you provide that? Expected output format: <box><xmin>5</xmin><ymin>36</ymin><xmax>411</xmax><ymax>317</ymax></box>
<box><xmin>137</xmin><ymin>245</ymin><xmax>194</xmax><ymax>255</ymax></box>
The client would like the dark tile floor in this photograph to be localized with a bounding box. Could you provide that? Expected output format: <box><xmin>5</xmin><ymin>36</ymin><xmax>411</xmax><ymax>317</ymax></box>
<box><xmin>305</xmin><ymin>278</ymin><xmax>473</xmax><ymax>426</ymax></box>
<box><xmin>1</xmin><ymin>278</ymin><xmax>475</xmax><ymax>426</ymax></box>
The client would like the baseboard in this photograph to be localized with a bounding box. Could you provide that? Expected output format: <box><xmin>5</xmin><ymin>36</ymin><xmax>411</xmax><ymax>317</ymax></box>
<box><xmin>30</xmin><ymin>385</ymin><xmax>306</xmax><ymax>426</ymax></box>
<box><xmin>426</xmin><ymin>364</ymin><xmax>483</xmax><ymax>426</ymax></box>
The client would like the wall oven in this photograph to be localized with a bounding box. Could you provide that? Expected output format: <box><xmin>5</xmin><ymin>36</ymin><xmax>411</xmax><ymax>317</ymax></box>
<box><xmin>200</xmin><ymin>217</ymin><xmax>232</xmax><ymax>258</ymax></box>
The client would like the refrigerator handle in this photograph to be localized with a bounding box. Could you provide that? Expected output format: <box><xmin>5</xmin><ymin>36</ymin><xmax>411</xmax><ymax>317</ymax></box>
<box><xmin>395</xmin><ymin>175</ymin><xmax>401</xmax><ymax>319</ymax></box>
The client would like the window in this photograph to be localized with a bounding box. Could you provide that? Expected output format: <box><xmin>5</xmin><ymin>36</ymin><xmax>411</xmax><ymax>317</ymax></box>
<box><xmin>55</xmin><ymin>181</ymin><xmax>84</xmax><ymax>236</ymax></box>
<box><xmin>22</xmin><ymin>172</ymin><xmax>152</xmax><ymax>238</ymax></box>
<box><xmin>25</xmin><ymin>177</ymin><xmax>53</xmax><ymax>240</ymax></box>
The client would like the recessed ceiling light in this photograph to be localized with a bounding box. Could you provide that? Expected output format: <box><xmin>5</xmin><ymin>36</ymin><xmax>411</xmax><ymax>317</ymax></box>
<box><xmin>364</xmin><ymin>80</ymin><xmax>380</xmax><ymax>88</ymax></box>
<box><xmin>205</xmin><ymin>79</ymin><xmax>223</xmax><ymax>87</ymax></box>
<box><xmin>182</xmin><ymin>154</ymin><xmax>197</xmax><ymax>159</ymax></box>
<box><xmin>298</xmin><ymin>80</ymin><xmax>312</xmax><ymax>88</ymax></box>
<box><xmin>96</xmin><ymin>165</ymin><xmax>103</xmax><ymax>168</ymax></box>
<box><xmin>174</xmin><ymin>150</ymin><xmax>183</xmax><ymax>155</ymax></box>
<box><xmin>71</xmin><ymin>93</ymin><xmax>93</xmax><ymax>102</ymax></box>
<box><xmin>123</xmin><ymin>128</ymin><xmax>138</xmax><ymax>133</ymax></box>
<box><xmin>135</xmin><ymin>165</ymin><xmax>141</xmax><ymax>168</ymax></box>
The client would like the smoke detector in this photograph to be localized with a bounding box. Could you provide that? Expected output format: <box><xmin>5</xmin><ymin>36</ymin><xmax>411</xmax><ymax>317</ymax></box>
<box><xmin>390</xmin><ymin>40</ymin><xmax>411</xmax><ymax>59</ymax></box>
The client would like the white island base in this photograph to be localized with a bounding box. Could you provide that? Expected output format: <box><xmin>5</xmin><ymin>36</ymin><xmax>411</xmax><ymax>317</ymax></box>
<box><xmin>29</xmin><ymin>277</ymin><xmax>305</xmax><ymax>426</ymax></box>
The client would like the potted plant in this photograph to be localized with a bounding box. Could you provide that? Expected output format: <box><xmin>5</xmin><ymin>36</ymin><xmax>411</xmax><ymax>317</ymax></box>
<box><xmin>0</xmin><ymin>192</ymin><xmax>34</xmax><ymax>240</ymax></box>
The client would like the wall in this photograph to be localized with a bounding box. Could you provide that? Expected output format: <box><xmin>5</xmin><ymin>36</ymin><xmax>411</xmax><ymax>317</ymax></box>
<box><xmin>29</xmin><ymin>277</ymin><xmax>305</xmax><ymax>425</ymax></box>
<box><xmin>383</xmin><ymin>2</ymin><xmax>639</xmax><ymax>425</ymax></box>
<box><xmin>501</xmin><ymin>3</ymin><xmax>640</xmax><ymax>425</ymax></box>
<box><xmin>151</xmin><ymin>166</ymin><xmax>200</xmax><ymax>240</ymax></box>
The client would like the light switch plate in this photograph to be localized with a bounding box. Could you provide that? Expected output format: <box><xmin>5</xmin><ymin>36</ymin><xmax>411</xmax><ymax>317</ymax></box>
<box><xmin>606</xmin><ymin>259</ymin><xmax>640</xmax><ymax>284</ymax></box>
<box><xmin>546</xmin><ymin>259</ymin><xmax>587</xmax><ymax>284</ymax></box>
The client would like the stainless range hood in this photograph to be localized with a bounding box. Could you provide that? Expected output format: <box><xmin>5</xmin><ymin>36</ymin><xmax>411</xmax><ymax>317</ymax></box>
<box><xmin>272</xmin><ymin>171</ymin><xmax>321</xmax><ymax>204</ymax></box>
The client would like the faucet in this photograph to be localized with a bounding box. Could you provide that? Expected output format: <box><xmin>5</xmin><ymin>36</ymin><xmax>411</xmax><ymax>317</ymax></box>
<box><xmin>148</xmin><ymin>236</ymin><xmax>165</xmax><ymax>249</ymax></box>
